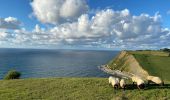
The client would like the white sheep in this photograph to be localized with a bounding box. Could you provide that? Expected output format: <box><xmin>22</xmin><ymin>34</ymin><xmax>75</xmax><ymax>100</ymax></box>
<box><xmin>131</xmin><ymin>76</ymin><xmax>145</xmax><ymax>89</ymax></box>
<box><xmin>147</xmin><ymin>76</ymin><xmax>164</xmax><ymax>86</ymax></box>
<box><xmin>109</xmin><ymin>76</ymin><xmax>120</xmax><ymax>89</ymax></box>
<box><xmin>120</xmin><ymin>79</ymin><xmax>126</xmax><ymax>90</ymax></box>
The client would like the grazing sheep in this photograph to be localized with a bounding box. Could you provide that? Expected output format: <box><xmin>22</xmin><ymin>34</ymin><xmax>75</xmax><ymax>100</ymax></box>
<box><xmin>120</xmin><ymin>79</ymin><xmax>126</xmax><ymax>90</ymax></box>
<box><xmin>147</xmin><ymin>76</ymin><xmax>164</xmax><ymax>86</ymax></box>
<box><xmin>132</xmin><ymin>76</ymin><xmax>145</xmax><ymax>89</ymax></box>
<box><xmin>109</xmin><ymin>76</ymin><xmax>120</xmax><ymax>89</ymax></box>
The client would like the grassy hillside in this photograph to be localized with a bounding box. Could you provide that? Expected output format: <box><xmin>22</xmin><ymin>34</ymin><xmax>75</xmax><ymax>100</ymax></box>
<box><xmin>0</xmin><ymin>78</ymin><xmax>170</xmax><ymax>100</ymax></box>
<box><xmin>108</xmin><ymin>50</ymin><xmax>170</xmax><ymax>81</ymax></box>
<box><xmin>131</xmin><ymin>51</ymin><xmax>170</xmax><ymax>81</ymax></box>
<box><xmin>129</xmin><ymin>50</ymin><xmax>168</xmax><ymax>56</ymax></box>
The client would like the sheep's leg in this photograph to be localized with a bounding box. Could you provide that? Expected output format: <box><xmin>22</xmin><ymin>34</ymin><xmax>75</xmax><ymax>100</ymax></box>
<box><xmin>117</xmin><ymin>85</ymin><xmax>119</xmax><ymax>89</ymax></box>
<box><xmin>148</xmin><ymin>80</ymin><xmax>150</xmax><ymax>86</ymax></box>
<box><xmin>123</xmin><ymin>87</ymin><xmax>125</xmax><ymax>91</ymax></box>
<box><xmin>118</xmin><ymin>84</ymin><xmax>120</xmax><ymax>89</ymax></box>
<box><xmin>161</xmin><ymin>81</ymin><xmax>164</xmax><ymax>86</ymax></box>
<box><xmin>123</xmin><ymin>85</ymin><xmax>126</xmax><ymax>91</ymax></box>
<box><xmin>132</xmin><ymin>82</ymin><xmax>135</xmax><ymax>86</ymax></box>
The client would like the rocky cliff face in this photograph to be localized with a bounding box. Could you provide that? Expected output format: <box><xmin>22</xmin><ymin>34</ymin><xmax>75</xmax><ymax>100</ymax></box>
<box><xmin>108</xmin><ymin>51</ymin><xmax>149</xmax><ymax>79</ymax></box>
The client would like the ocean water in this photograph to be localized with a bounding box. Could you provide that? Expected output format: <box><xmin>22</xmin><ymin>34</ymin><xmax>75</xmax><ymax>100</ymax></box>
<box><xmin>0</xmin><ymin>48</ymin><xmax>119</xmax><ymax>79</ymax></box>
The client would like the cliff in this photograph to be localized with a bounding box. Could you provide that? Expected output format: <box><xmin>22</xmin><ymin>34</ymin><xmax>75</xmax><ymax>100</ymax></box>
<box><xmin>108</xmin><ymin>51</ymin><xmax>149</xmax><ymax>79</ymax></box>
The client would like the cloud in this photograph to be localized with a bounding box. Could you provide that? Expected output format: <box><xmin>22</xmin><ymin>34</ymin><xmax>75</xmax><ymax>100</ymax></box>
<box><xmin>30</xmin><ymin>0</ymin><xmax>88</xmax><ymax>24</ymax></box>
<box><xmin>1</xmin><ymin>8</ymin><xmax>170</xmax><ymax>49</ymax></box>
<box><xmin>49</xmin><ymin>9</ymin><xmax>163</xmax><ymax>41</ymax></box>
<box><xmin>49</xmin><ymin>9</ymin><xmax>169</xmax><ymax>49</ymax></box>
<box><xmin>0</xmin><ymin>31</ymin><xmax>8</xmax><ymax>39</ymax></box>
<box><xmin>0</xmin><ymin>17</ymin><xmax>21</xmax><ymax>29</ymax></box>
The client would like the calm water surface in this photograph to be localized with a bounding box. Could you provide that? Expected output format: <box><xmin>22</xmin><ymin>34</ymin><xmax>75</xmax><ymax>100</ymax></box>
<box><xmin>0</xmin><ymin>48</ymin><xmax>119</xmax><ymax>79</ymax></box>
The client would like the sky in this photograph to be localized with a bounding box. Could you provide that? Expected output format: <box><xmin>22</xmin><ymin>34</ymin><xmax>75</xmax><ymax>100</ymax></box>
<box><xmin>0</xmin><ymin>0</ymin><xmax>170</xmax><ymax>50</ymax></box>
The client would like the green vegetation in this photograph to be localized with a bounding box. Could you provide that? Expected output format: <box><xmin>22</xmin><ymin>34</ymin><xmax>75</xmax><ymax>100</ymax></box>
<box><xmin>160</xmin><ymin>48</ymin><xmax>170</xmax><ymax>57</ymax></box>
<box><xmin>160</xmin><ymin>48</ymin><xmax>170</xmax><ymax>52</ymax></box>
<box><xmin>4</xmin><ymin>70</ymin><xmax>21</xmax><ymax>80</ymax></box>
<box><xmin>108</xmin><ymin>50</ymin><xmax>170</xmax><ymax>81</ymax></box>
<box><xmin>132</xmin><ymin>51</ymin><xmax>170</xmax><ymax>81</ymax></box>
<box><xmin>129</xmin><ymin>50</ymin><xmax>168</xmax><ymax>56</ymax></box>
<box><xmin>0</xmin><ymin>78</ymin><xmax>170</xmax><ymax>100</ymax></box>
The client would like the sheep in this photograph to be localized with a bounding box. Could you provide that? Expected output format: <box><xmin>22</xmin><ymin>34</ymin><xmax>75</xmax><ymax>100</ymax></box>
<box><xmin>109</xmin><ymin>76</ymin><xmax>120</xmax><ymax>89</ymax></box>
<box><xmin>120</xmin><ymin>79</ymin><xmax>126</xmax><ymax>90</ymax></box>
<box><xmin>147</xmin><ymin>76</ymin><xmax>164</xmax><ymax>86</ymax></box>
<box><xmin>131</xmin><ymin>76</ymin><xmax>145</xmax><ymax>89</ymax></box>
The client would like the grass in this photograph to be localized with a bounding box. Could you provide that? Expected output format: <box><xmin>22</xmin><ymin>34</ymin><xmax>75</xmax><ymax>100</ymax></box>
<box><xmin>0</xmin><ymin>78</ymin><xmax>170</xmax><ymax>100</ymax></box>
<box><xmin>129</xmin><ymin>50</ymin><xmax>168</xmax><ymax>56</ymax></box>
<box><xmin>104</xmin><ymin>50</ymin><xmax>170</xmax><ymax>99</ymax></box>
<box><xmin>108</xmin><ymin>50</ymin><xmax>170</xmax><ymax>81</ymax></box>
<box><xmin>132</xmin><ymin>51</ymin><xmax>170</xmax><ymax>81</ymax></box>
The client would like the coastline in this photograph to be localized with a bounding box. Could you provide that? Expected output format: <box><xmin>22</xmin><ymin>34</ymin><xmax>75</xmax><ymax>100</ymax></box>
<box><xmin>98</xmin><ymin>65</ymin><xmax>132</xmax><ymax>79</ymax></box>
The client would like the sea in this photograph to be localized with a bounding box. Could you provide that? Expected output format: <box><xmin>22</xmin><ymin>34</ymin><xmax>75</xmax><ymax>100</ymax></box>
<box><xmin>0</xmin><ymin>48</ymin><xmax>119</xmax><ymax>79</ymax></box>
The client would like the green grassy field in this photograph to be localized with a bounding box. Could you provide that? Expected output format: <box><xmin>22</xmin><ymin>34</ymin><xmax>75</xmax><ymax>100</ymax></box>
<box><xmin>129</xmin><ymin>50</ymin><xmax>168</xmax><ymax>56</ymax></box>
<box><xmin>0</xmin><ymin>78</ymin><xmax>170</xmax><ymax>100</ymax></box>
<box><xmin>132</xmin><ymin>51</ymin><xmax>170</xmax><ymax>81</ymax></box>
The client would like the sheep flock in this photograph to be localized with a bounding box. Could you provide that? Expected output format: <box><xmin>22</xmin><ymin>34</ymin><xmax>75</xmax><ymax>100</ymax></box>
<box><xmin>108</xmin><ymin>75</ymin><xmax>164</xmax><ymax>90</ymax></box>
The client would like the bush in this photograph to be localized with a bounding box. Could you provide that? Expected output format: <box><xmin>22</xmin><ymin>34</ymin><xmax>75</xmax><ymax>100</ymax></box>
<box><xmin>4</xmin><ymin>70</ymin><xmax>21</xmax><ymax>80</ymax></box>
<box><xmin>161</xmin><ymin>48</ymin><xmax>170</xmax><ymax>52</ymax></box>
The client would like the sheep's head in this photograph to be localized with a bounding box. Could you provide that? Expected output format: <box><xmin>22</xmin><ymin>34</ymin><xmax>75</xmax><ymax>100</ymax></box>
<box><xmin>138</xmin><ymin>83</ymin><xmax>145</xmax><ymax>89</ymax></box>
<box><xmin>114</xmin><ymin>84</ymin><xmax>119</xmax><ymax>89</ymax></box>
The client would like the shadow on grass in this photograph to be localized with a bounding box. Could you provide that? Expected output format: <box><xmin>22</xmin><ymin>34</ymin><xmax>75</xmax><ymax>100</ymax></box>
<box><xmin>124</xmin><ymin>84</ymin><xmax>170</xmax><ymax>90</ymax></box>
<box><xmin>109</xmin><ymin>84</ymin><xmax>170</xmax><ymax>100</ymax></box>
<box><xmin>145</xmin><ymin>83</ymin><xmax>170</xmax><ymax>90</ymax></box>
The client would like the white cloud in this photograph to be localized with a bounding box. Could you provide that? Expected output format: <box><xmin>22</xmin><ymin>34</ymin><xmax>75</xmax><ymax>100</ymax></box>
<box><xmin>0</xmin><ymin>17</ymin><xmax>21</xmax><ymax>29</ymax></box>
<box><xmin>60</xmin><ymin>0</ymin><xmax>88</xmax><ymax>19</ymax></box>
<box><xmin>112</xmin><ymin>13</ymin><xmax>162</xmax><ymax>39</ymax></box>
<box><xmin>30</xmin><ymin>0</ymin><xmax>88</xmax><ymax>24</ymax></box>
<box><xmin>0</xmin><ymin>31</ymin><xmax>8</xmax><ymax>39</ymax></box>
<box><xmin>33</xmin><ymin>24</ymin><xmax>45</xmax><ymax>33</ymax></box>
<box><xmin>1</xmin><ymin>8</ymin><xmax>170</xmax><ymax>49</ymax></box>
<box><xmin>49</xmin><ymin>9</ymin><xmax>164</xmax><ymax>42</ymax></box>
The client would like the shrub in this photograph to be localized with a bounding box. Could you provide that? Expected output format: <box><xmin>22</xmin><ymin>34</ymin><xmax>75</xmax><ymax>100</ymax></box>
<box><xmin>161</xmin><ymin>48</ymin><xmax>170</xmax><ymax>52</ymax></box>
<box><xmin>4</xmin><ymin>70</ymin><xmax>21</xmax><ymax>80</ymax></box>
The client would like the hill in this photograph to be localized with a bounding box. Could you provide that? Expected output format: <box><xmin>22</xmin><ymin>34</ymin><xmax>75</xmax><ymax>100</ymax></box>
<box><xmin>0</xmin><ymin>78</ymin><xmax>170</xmax><ymax>100</ymax></box>
<box><xmin>108</xmin><ymin>50</ymin><xmax>170</xmax><ymax>81</ymax></box>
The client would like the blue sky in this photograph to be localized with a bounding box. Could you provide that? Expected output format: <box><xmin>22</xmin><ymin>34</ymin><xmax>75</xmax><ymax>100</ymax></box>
<box><xmin>0</xmin><ymin>0</ymin><xmax>170</xmax><ymax>50</ymax></box>
<box><xmin>89</xmin><ymin>0</ymin><xmax>170</xmax><ymax>27</ymax></box>
<box><xmin>0</xmin><ymin>0</ymin><xmax>170</xmax><ymax>29</ymax></box>
<box><xmin>0</xmin><ymin>0</ymin><xmax>40</xmax><ymax>30</ymax></box>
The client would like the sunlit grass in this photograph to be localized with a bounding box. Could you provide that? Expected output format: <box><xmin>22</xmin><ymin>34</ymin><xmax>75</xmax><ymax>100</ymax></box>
<box><xmin>133</xmin><ymin>51</ymin><xmax>170</xmax><ymax>81</ymax></box>
<box><xmin>0</xmin><ymin>78</ymin><xmax>170</xmax><ymax>100</ymax></box>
